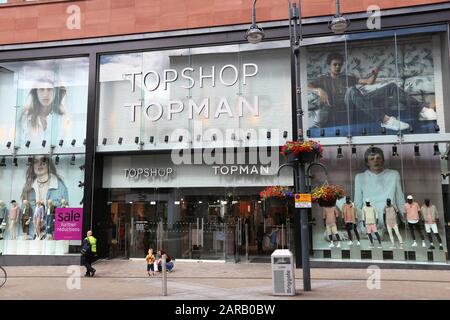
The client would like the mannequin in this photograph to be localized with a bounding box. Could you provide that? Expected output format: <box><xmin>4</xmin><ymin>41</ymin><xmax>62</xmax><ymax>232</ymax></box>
<box><xmin>8</xmin><ymin>200</ymin><xmax>20</xmax><ymax>240</ymax></box>
<box><xmin>421</xmin><ymin>199</ymin><xmax>443</xmax><ymax>250</ymax></box>
<box><xmin>21</xmin><ymin>200</ymin><xmax>32</xmax><ymax>239</ymax></box>
<box><xmin>0</xmin><ymin>200</ymin><xmax>6</xmax><ymax>225</ymax></box>
<box><xmin>403</xmin><ymin>195</ymin><xmax>426</xmax><ymax>247</ymax></box>
<box><xmin>362</xmin><ymin>199</ymin><xmax>382</xmax><ymax>248</ymax></box>
<box><xmin>0</xmin><ymin>200</ymin><xmax>6</xmax><ymax>239</ymax></box>
<box><xmin>341</xmin><ymin>196</ymin><xmax>360</xmax><ymax>246</ymax></box>
<box><xmin>383</xmin><ymin>198</ymin><xmax>403</xmax><ymax>249</ymax></box>
<box><xmin>33</xmin><ymin>200</ymin><xmax>44</xmax><ymax>240</ymax></box>
<box><xmin>46</xmin><ymin>199</ymin><xmax>56</xmax><ymax>239</ymax></box>
<box><xmin>323</xmin><ymin>205</ymin><xmax>341</xmax><ymax>248</ymax></box>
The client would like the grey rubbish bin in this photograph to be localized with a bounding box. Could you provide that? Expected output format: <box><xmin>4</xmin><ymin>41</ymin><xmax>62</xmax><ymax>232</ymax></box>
<box><xmin>271</xmin><ymin>249</ymin><xmax>296</xmax><ymax>296</ymax></box>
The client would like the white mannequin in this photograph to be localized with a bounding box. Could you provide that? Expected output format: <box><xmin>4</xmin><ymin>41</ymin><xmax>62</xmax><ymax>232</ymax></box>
<box><xmin>8</xmin><ymin>200</ymin><xmax>20</xmax><ymax>240</ymax></box>
<box><xmin>33</xmin><ymin>200</ymin><xmax>44</xmax><ymax>240</ymax></box>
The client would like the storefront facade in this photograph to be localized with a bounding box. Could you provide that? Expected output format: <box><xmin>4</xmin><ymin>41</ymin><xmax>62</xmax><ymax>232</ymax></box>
<box><xmin>0</xmin><ymin>0</ymin><xmax>450</xmax><ymax>266</ymax></box>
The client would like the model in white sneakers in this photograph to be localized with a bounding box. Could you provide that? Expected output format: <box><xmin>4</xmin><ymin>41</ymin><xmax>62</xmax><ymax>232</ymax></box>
<box><xmin>323</xmin><ymin>205</ymin><xmax>341</xmax><ymax>249</ymax></box>
<box><xmin>404</xmin><ymin>195</ymin><xmax>426</xmax><ymax>248</ymax></box>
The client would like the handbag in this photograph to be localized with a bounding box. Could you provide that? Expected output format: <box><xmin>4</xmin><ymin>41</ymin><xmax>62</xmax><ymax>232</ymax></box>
<box><xmin>25</xmin><ymin>218</ymin><xmax>31</xmax><ymax>226</ymax></box>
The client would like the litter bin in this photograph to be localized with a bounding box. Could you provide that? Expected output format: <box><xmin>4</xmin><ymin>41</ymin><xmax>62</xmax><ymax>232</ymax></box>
<box><xmin>271</xmin><ymin>249</ymin><xmax>296</xmax><ymax>296</ymax></box>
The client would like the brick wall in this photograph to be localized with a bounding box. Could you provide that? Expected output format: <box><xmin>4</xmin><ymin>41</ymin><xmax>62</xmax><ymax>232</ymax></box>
<box><xmin>0</xmin><ymin>0</ymin><xmax>448</xmax><ymax>45</ymax></box>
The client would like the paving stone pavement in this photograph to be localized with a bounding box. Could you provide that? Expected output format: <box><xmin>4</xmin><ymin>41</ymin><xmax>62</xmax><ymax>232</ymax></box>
<box><xmin>0</xmin><ymin>259</ymin><xmax>450</xmax><ymax>300</ymax></box>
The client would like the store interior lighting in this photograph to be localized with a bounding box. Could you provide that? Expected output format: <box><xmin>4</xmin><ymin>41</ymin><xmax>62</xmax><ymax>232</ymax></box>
<box><xmin>13</xmin><ymin>157</ymin><xmax>17</xmax><ymax>167</ymax></box>
<box><xmin>78</xmin><ymin>181</ymin><xmax>84</xmax><ymax>188</ymax></box>
<box><xmin>70</xmin><ymin>154</ymin><xmax>76</xmax><ymax>165</ymax></box>
<box><xmin>83</xmin><ymin>139</ymin><xmax>86</xmax><ymax>145</ymax></box>
<box><xmin>118</xmin><ymin>137</ymin><xmax>123</xmax><ymax>145</ymax></box>
<box><xmin>135</xmin><ymin>137</ymin><xmax>139</xmax><ymax>144</ymax></box>
<box><xmin>25</xmin><ymin>141</ymin><xmax>31</xmax><ymax>148</ymax></box>
<box><xmin>433</xmin><ymin>143</ymin><xmax>441</xmax><ymax>156</ymax></box>
<box><xmin>164</xmin><ymin>135</ymin><xmax>169</xmax><ymax>143</ymax></box>
<box><xmin>337</xmin><ymin>146</ymin><xmax>343</xmax><ymax>158</ymax></box>
<box><xmin>149</xmin><ymin>136</ymin><xmax>154</xmax><ymax>143</ymax></box>
<box><xmin>266</xmin><ymin>131</ymin><xmax>271</xmax><ymax>139</ymax></box>
<box><xmin>283</xmin><ymin>131</ymin><xmax>288</xmax><ymax>138</ymax></box>
<box><xmin>55</xmin><ymin>155</ymin><xmax>60</xmax><ymax>165</ymax></box>
<box><xmin>59</xmin><ymin>139</ymin><xmax>64</xmax><ymax>147</ymax></box>
<box><xmin>71</xmin><ymin>139</ymin><xmax>76</xmax><ymax>146</ymax></box>
<box><xmin>179</xmin><ymin>136</ymin><xmax>183</xmax><ymax>142</ymax></box>
<box><xmin>231</xmin><ymin>133</ymin><xmax>236</xmax><ymax>140</ymax></box>
<box><xmin>213</xmin><ymin>134</ymin><xmax>217</xmax><ymax>141</ymax></box>
<box><xmin>320</xmin><ymin>129</ymin><xmax>325</xmax><ymax>137</ymax></box>
<box><xmin>27</xmin><ymin>156</ymin><xmax>32</xmax><ymax>165</ymax></box>
<box><xmin>335</xmin><ymin>129</ymin><xmax>340</xmax><ymax>136</ymax></box>
<box><xmin>351</xmin><ymin>145</ymin><xmax>357</xmax><ymax>156</ymax></box>
<box><xmin>414</xmin><ymin>144</ymin><xmax>420</xmax><ymax>156</ymax></box>
<box><xmin>6</xmin><ymin>141</ymin><xmax>11</xmax><ymax>148</ymax></box>
<box><xmin>102</xmin><ymin>138</ymin><xmax>107</xmax><ymax>145</ymax></box>
<box><xmin>0</xmin><ymin>156</ymin><xmax>5</xmax><ymax>167</ymax></box>
<box><xmin>41</xmin><ymin>140</ymin><xmax>46</xmax><ymax>147</ymax></box>
<box><xmin>392</xmin><ymin>144</ymin><xmax>399</xmax><ymax>157</ymax></box>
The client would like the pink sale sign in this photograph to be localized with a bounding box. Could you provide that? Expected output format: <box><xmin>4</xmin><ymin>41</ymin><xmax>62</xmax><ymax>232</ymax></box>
<box><xmin>54</xmin><ymin>208</ymin><xmax>83</xmax><ymax>240</ymax></box>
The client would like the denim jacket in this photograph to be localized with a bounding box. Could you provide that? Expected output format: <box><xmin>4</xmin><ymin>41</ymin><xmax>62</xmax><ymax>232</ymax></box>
<box><xmin>25</xmin><ymin>174</ymin><xmax>69</xmax><ymax>208</ymax></box>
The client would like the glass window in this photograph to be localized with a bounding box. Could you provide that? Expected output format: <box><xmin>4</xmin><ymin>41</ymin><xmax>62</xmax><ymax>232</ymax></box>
<box><xmin>304</xmin><ymin>32</ymin><xmax>443</xmax><ymax>137</ymax></box>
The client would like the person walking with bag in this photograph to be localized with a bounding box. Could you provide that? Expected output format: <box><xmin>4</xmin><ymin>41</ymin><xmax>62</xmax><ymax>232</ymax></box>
<box><xmin>81</xmin><ymin>230</ymin><xmax>97</xmax><ymax>277</ymax></box>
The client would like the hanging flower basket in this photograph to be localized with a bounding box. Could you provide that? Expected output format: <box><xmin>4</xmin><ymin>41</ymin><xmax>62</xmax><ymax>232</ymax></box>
<box><xmin>281</xmin><ymin>140</ymin><xmax>323</xmax><ymax>164</ymax></box>
<box><xmin>260</xmin><ymin>186</ymin><xmax>294</xmax><ymax>208</ymax></box>
<box><xmin>311</xmin><ymin>185</ymin><xmax>345</xmax><ymax>207</ymax></box>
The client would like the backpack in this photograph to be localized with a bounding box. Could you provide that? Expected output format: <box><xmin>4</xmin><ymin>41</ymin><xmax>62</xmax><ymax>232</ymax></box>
<box><xmin>81</xmin><ymin>238</ymin><xmax>91</xmax><ymax>255</ymax></box>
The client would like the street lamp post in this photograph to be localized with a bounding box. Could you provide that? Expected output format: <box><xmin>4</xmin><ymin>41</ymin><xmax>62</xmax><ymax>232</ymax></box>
<box><xmin>246</xmin><ymin>0</ymin><xmax>349</xmax><ymax>293</ymax></box>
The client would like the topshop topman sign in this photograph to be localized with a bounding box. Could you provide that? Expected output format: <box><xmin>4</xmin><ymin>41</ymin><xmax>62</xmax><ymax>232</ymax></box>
<box><xmin>123</xmin><ymin>63</ymin><xmax>260</xmax><ymax>122</ymax></box>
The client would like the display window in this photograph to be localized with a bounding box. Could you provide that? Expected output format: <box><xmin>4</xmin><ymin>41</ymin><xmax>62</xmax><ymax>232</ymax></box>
<box><xmin>303</xmin><ymin>28</ymin><xmax>447</xmax><ymax>137</ymax></box>
<box><xmin>0</xmin><ymin>56</ymin><xmax>88</xmax><ymax>256</ymax></box>
<box><xmin>97</xmin><ymin>42</ymin><xmax>292</xmax><ymax>150</ymax></box>
<box><xmin>0</xmin><ymin>154</ymin><xmax>86</xmax><ymax>255</ymax></box>
<box><xmin>310</xmin><ymin>143</ymin><xmax>448</xmax><ymax>263</ymax></box>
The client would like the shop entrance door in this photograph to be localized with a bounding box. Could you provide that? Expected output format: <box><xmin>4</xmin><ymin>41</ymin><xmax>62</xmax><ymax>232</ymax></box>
<box><xmin>109</xmin><ymin>202</ymin><xmax>131</xmax><ymax>259</ymax></box>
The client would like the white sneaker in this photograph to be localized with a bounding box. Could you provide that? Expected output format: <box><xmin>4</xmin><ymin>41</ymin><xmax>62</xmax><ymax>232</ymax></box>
<box><xmin>419</xmin><ymin>107</ymin><xmax>437</xmax><ymax>121</ymax></box>
<box><xmin>422</xmin><ymin>240</ymin><xmax>426</xmax><ymax>248</ymax></box>
<box><xmin>347</xmin><ymin>241</ymin><xmax>353</xmax><ymax>246</ymax></box>
<box><xmin>356</xmin><ymin>241</ymin><xmax>361</xmax><ymax>246</ymax></box>
<box><xmin>377</xmin><ymin>244</ymin><xmax>383</xmax><ymax>249</ymax></box>
<box><xmin>411</xmin><ymin>241</ymin><xmax>417</xmax><ymax>247</ymax></box>
<box><xmin>329</xmin><ymin>243</ymin><xmax>335</xmax><ymax>248</ymax></box>
<box><xmin>381</xmin><ymin>116</ymin><xmax>410</xmax><ymax>131</ymax></box>
<box><xmin>336</xmin><ymin>242</ymin><xmax>341</xmax><ymax>248</ymax></box>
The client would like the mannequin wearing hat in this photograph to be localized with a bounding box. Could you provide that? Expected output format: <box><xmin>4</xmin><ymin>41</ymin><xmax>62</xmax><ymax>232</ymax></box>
<box><xmin>362</xmin><ymin>199</ymin><xmax>382</xmax><ymax>248</ymax></box>
<box><xmin>421</xmin><ymin>199</ymin><xmax>443</xmax><ymax>250</ymax></box>
<box><xmin>323</xmin><ymin>206</ymin><xmax>342</xmax><ymax>248</ymax></box>
<box><xmin>341</xmin><ymin>196</ymin><xmax>360</xmax><ymax>246</ymax></box>
<box><xmin>403</xmin><ymin>195</ymin><xmax>426</xmax><ymax>247</ymax></box>
<box><xmin>383</xmin><ymin>198</ymin><xmax>403</xmax><ymax>249</ymax></box>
